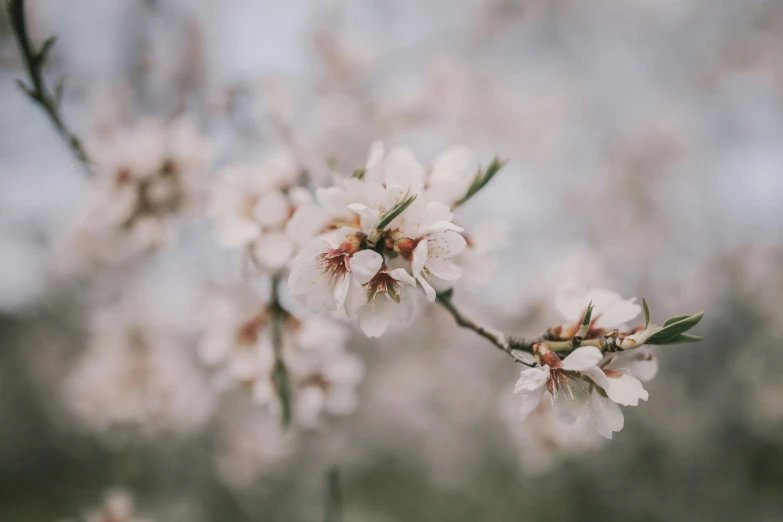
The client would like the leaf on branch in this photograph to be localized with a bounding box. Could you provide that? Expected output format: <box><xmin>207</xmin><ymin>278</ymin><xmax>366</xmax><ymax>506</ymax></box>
<box><xmin>36</xmin><ymin>35</ymin><xmax>58</xmax><ymax>66</ymax></box>
<box><xmin>375</xmin><ymin>192</ymin><xmax>417</xmax><ymax>230</ymax></box>
<box><xmin>646</xmin><ymin>312</ymin><xmax>703</xmax><ymax>345</ymax></box>
<box><xmin>454</xmin><ymin>156</ymin><xmax>507</xmax><ymax>207</ymax></box>
<box><xmin>352</xmin><ymin>168</ymin><xmax>366</xmax><ymax>180</ymax></box>
<box><xmin>643</xmin><ymin>298</ymin><xmax>650</xmax><ymax>327</ymax></box>
<box><xmin>582</xmin><ymin>301</ymin><xmax>594</xmax><ymax>328</ymax></box>
<box><xmin>14</xmin><ymin>79</ymin><xmax>38</xmax><ymax>101</ymax></box>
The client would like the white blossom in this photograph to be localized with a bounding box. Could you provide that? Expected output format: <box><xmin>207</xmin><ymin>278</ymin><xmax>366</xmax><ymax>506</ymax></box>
<box><xmin>208</xmin><ymin>151</ymin><xmax>308</xmax><ymax>270</ymax></box>
<box><xmin>514</xmin><ymin>345</ymin><xmax>651</xmax><ymax>439</ymax></box>
<box><xmin>62</xmin><ymin>305</ymin><xmax>215</xmax><ymax>445</ymax></box>
<box><xmin>59</xmin><ymin>117</ymin><xmax>212</xmax><ymax>271</ymax></box>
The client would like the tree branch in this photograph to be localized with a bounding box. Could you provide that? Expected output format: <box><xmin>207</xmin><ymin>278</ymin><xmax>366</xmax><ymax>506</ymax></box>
<box><xmin>270</xmin><ymin>275</ymin><xmax>293</xmax><ymax>427</ymax></box>
<box><xmin>7</xmin><ymin>0</ymin><xmax>91</xmax><ymax>173</ymax></box>
<box><xmin>435</xmin><ymin>291</ymin><xmax>536</xmax><ymax>366</ymax></box>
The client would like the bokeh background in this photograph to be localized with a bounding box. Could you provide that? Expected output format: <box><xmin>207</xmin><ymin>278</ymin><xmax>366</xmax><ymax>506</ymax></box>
<box><xmin>1</xmin><ymin>0</ymin><xmax>782</xmax><ymax>520</ymax></box>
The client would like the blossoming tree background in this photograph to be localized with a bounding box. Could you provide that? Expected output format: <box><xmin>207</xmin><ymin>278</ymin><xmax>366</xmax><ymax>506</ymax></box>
<box><xmin>0</xmin><ymin>0</ymin><xmax>780</xmax><ymax>521</ymax></box>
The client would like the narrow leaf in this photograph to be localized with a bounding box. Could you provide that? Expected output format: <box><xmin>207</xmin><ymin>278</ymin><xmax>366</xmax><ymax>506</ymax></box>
<box><xmin>647</xmin><ymin>333</ymin><xmax>703</xmax><ymax>346</ymax></box>
<box><xmin>454</xmin><ymin>157</ymin><xmax>507</xmax><ymax>207</ymax></box>
<box><xmin>376</xmin><ymin>193</ymin><xmax>416</xmax><ymax>230</ymax></box>
<box><xmin>642</xmin><ymin>298</ymin><xmax>650</xmax><ymax>327</ymax></box>
<box><xmin>36</xmin><ymin>35</ymin><xmax>58</xmax><ymax>65</ymax></box>
<box><xmin>646</xmin><ymin>312</ymin><xmax>703</xmax><ymax>344</ymax></box>
<box><xmin>582</xmin><ymin>301</ymin><xmax>594</xmax><ymax>328</ymax></box>
<box><xmin>352</xmin><ymin>168</ymin><xmax>366</xmax><ymax>180</ymax></box>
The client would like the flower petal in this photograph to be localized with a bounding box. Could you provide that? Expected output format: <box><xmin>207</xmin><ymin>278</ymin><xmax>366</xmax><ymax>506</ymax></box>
<box><xmin>562</xmin><ymin>346</ymin><xmax>603</xmax><ymax>372</ymax></box>
<box><xmin>358</xmin><ymin>295</ymin><xmax>395</xmax><ymax>337</ymax></box>
<box><xmin>390</xmin><ymin>268</ymin><xmax>417</xmax><ymax>286</ymax></box>
<box><xmin>350</xmin><ymin>250</ymin><xmax>383</xmax><ymax>284</ymax></box>
<box><xmin>587</xmin><ymin>389</ymin><xmax>624</xmax><ymax>439</ymax></box>
<box><xmin>604</xmin><ymin>373</ymin><xmax>648</xmax><ymax>406</ymax></box>
<box><xmin>411</xmin><ymin>240</ymin><xmax>428</xmax><ymax>275</ymax></box>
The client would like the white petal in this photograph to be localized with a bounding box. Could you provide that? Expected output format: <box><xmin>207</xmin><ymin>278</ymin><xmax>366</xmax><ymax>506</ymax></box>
<box><xmin>347</xmin><ymin>203</ymin><xmax>378</xmax><ymax>223</ymax></box>
<box><xmin>587</xmin><ymin>389</ymin><xmax>624</xmax><ymax>439</ymax></box>
<box><xmin>517</xmin><ymin>387</ymin><xmax>545</xmax><ymax>421</ymax></box>
<box><xmin>411</xmin><ymin>240</ymin><xmax>428</xmax><ymax>275</ymax></box>
<box><xmin>514</xmin><ymin>365</ymin><xmax>550</xmax><ymax>394</ymax></box>
<box><xmin>390</xmin><ymin>268</ymin><xmax>416</xmax><ymax>286</ymax></box>
<box><xmin>604</xmin><ymin>373</ymin><xmax>648</xmax><ymax>406</ymax></box>
<box><xmin>286</xmin><ymin>204</ymin><xmax>329</xmax><ymax>245</ymax></box>
<box><xmin>253</xmin><ymin>189</ymin><xmax>290</xmax><ymax>228</ymax></box>
<box><xmin>364</xmin><ymin>141</ymin><xmax>385</xmax><ymax>170</ymax></box>
<box><xmin>562</xmin><ymin>346</ymin><xmax>603</xmax><ymax>372</ymax></box>
<box><xmin>343</xmin><ymin>278</ymin><xmax>366</xmax><ymax>319</ymax></box>
<box><xmin>332</xmin><ymin>276</ymin><xmax>352</xmax><ymax>308</ymax></box>
<box><xmin>426</xmin><ymin>258</ymin><xmax>462</xmax><ymax>281</ymax></box>
<box><xmin>215</xmin><ymin>218</ymin><xmax>258</xmax><ymax>247</ymax></box>
<box><xmin>417</xmin><ymin>275</ymin><xmax>436</xmax><ymax>302</ymax></box>
<box><xmin>254</xmin><ymin>232</ymin><xmax>294</xmax><ymax>269</ymax></box>
<box><xmin>350</xmin><ymin>250</ymin><xmax>383</xmax><ymax>284</ymax></box>
<box><xmin>358</xmin><ymin>296</ymin><xmax>395</xmax><ymax>337</ymax></box>
<box><xmin>425</xmin><ymin>229</ymin><xmax>467</xmax><ymax>257</ymax></box>
<box><xmin>383</xmin><ymin>148</ymin><xmax>425</xmax><ymax>191</ymax></box>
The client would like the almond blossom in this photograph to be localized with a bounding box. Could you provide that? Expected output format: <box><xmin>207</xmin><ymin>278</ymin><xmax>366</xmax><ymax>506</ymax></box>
<box><xmin>208</xmin><ymin>151</ymin><xmax>310</xmax><ymax>270</ymax></box>
<box><xmin>514</xmin><ymin>345</ymin><xmax>651</xmax><ymax>439</ymax></box>
<box><xmin>59</xmin><ymin>117</ymin><xmax>212</xmax><ymax>271</ymax></box>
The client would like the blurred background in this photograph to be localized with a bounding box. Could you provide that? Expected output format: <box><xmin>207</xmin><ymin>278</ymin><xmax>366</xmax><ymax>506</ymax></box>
<box><xmin>1</xmin><ymin>0</ymin><xmax>782</xmax><ymax>520</ymax></box>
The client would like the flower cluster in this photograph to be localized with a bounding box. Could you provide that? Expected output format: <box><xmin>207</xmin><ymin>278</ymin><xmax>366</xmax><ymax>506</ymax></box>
<box><xmin>288</xmin><ymin>142</ymin><xmax>504</xmax><ymax>337</ymax></box>
<box><xmin>60</xmin><ymin>117</ymin><xmax>212</xmax><ymax>270</ymax></box>
<box><xmin>199</xmin><ymin>287</ymin><xmax>363</xmax><ymax>428</ymax></box>
<box><xmin>514</xmin><ymin>286</ymin><xmax>675</xmax><ymax>438</ymax></box>
<box><xmin>62</xmin><ymin>303</ymin><xmax>215</xmax><ymax>445</ymax></box>
<box><xmin>208</xmin><ymin>151</ymin><xmax>314</xmax><ymax>271</ymax></box>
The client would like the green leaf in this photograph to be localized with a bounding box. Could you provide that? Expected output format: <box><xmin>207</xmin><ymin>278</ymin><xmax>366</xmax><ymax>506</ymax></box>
<box><xmin>642</xmin><ymin>298</ymin><xmax>650</xmax><ymax>327</ymax></box>
<box><xmin>352</xmin><ymin>168</ymin><xmax>366</xmax><ymax>180</ymax></box>
<box><xmin>582</xmin><ymin>301</ymin><xmax>594</xmax><ymax>328</ymax></box>
<box><xmin>646</xmin><ymin>312</ymin><xmax>703</xmax><ymax>345</ymax></box>
<box><xmin>663</xmin><ymin>314</ymin><xmax>692</xmax><ymax>327</ymax></box>
<box><xmin>454</xmin><ymin>157</ymin><xmax>507</xmax><ymax>207</ymax></box>
<box><xmin>376</xmin><ymin>193</ymin><xmax>417</xmax><ymax>230</ymax></box>
<box><xmin>647</xmin><ymin>333</ymin><xmax>703</xmax><ymax>346</ymax></box>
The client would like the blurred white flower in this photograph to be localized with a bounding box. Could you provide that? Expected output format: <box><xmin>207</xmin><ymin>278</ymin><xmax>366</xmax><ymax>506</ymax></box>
<box><xmin>343</xmin><ymin>263</ymin><xmax>418</xmax><ymax>338</ymax></box>
<box><xmin>59</xmin><ymin>117</ymin><xmax>212</xmax><ymax>271</ymax></box>
<box><xmin>451</xmin><ymin>220</ymin><xmax>510</xmax><ymax>289</ymax></box>
<box><xmin>62</xmin><ymin>305</ymin><xmax>215</xmax><ymax>445</ymax></box>
<box><xmin>554</xmin><ymin>282</ymin><xmax>642</xmax><ymax>336</ymax></box>
<box><xmin>424</xmin><ymin>145</ymin><xmax>479</xmax><ymax>206</ymax></box>
<box><xmin>208</xmin><ymin>151</ymin><xmax>307</xmax><ymax>271</ymax></box>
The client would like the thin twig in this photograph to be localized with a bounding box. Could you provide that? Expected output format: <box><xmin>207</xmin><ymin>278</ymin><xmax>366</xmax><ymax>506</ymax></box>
<box><xmin>270</xmin><ymin>275</ymin><xmax>293</xmax><ymax>427</ymax></box>
<box><xmin>324</xmin><ymin>467</ymin><xmax>343</xmax><ymax>522</ymax></box>
<box><xmin>7</xmin><ymin>0</ymin><xmax>91</xmax><ymax>173</ymax></box>
<box><xmin>435</xmin><ymin>291</ymin><xmax>536</xmax><ymax>367</ymax></box>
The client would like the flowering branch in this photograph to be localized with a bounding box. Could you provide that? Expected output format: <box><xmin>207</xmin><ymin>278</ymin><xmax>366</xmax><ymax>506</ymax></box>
<box><xmin>270</xmin><ymin>276</ymin><xmax>293</xmax><ymax>428</ymax></box>
<box><xmin>6</xmin><ymin>0</ymin><xmax>91</xmax><ymax>172</ymax></box>
<box><xmin>437</xmin><ymin>290</ymin><xmax>703</xmax><ymax>364</ymax></box>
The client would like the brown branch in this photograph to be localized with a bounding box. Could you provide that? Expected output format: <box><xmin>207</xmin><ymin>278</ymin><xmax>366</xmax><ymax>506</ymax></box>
<box><xmin>7</xmin><ymin>0</ymin><xmax>91</xmax><ymax>173</ymax></box>
<box><xmin>435</xmin><ymin>291</ymin><xmax>536</xmax><ymax>367</ymax></box>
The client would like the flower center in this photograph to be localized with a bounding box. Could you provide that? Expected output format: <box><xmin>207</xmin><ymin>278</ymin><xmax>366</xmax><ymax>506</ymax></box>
<box><xmin>317</xmin><ymin>234</ymin><xmax>364</xmax><ymax>283</ymax></box>
<box><xmin>364</xmin><ymin>267</ymin><xmax>402</xmax><ymax>303</ymax></box>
